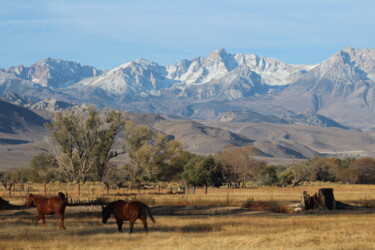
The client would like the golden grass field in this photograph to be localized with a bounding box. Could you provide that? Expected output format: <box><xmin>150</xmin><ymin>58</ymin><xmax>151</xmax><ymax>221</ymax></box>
<box><xmin>1</xmin><ymin>184</ymin><xmax>375</xmax><ymax>249</ymax></box>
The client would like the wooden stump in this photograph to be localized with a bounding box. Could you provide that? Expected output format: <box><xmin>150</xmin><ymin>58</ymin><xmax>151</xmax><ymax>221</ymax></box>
<box><xmin>301</xmin><ymin>188</ymin><xmax>336</xmax><ymax>211</ymax></box>
<box><xmin>318</xmin><ymin>188</ymin><xmax>336</xmax><ymax>210</ymax></box>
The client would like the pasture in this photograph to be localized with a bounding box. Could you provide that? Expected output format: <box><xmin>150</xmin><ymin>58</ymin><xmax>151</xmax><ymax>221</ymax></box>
<box><xmin>1</xmin><ymin>184</ymin><xmax>375</xmax><ymax>249</ymax></box>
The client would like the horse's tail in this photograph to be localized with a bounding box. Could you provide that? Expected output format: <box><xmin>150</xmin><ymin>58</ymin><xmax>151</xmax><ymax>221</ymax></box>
<box><xmin>144</xmin><ymin>204</ymin><xmax>156</xmax><ymax>223</ymax></box>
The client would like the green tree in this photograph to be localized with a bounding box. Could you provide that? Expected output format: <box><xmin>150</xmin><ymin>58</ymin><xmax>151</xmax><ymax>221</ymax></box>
<box><xmin>258</xmin><ymin>165</ymin><xmax>279</xmax><ymax>186</ymax></box>
<box><xmin>124</xmin><ymin>121</ymin><xmax>184</xmax><ymax>182</ymax></box>
<box><xmin>159</xmin><ymin>151</ymin><xmax>195</xmax><ymax>182</ymax></box>
<box><xmin>28</xmin><ymin>153</ymin><xmax>60</xmax><ymax>182</ymax></box>
<box><xmin>182</xmin><ymin>155</ymin><xmax>223</xmax><ymax>188</ymax></box>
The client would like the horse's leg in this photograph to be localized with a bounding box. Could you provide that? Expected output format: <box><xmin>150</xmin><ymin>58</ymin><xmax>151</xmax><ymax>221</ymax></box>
<box><xmin>116</xmin><ymin>219</ymin><xmax>123</xmax><ymax>232</ymax></box>
<box><xmin>35</xmin><ymin>214</ymin><xmax>42</xmax><ymax>225</ymax></box>
<box><xmin>140</xmin><ymin>217</ymin><xmax>148</xmax><ymax>233</ymax></box>
<box><xmin>41</xmin><ymin>214</ymin><xmax>46</xmax><ymax>225</ymax></box>
<box><xmin>129</xmin><ymin>219</ymin><xmax>136</xmax><ymax>234</ymax></box>
<box><xmin>57</xmin><ymin>213</ymin><xmax>66</xmax><ymax>230</ymax></box>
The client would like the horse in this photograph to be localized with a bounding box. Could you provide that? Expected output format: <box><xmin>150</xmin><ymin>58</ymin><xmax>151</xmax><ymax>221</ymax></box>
<box><xmin>101</xmin><ymin>200</ymin><xmax>156</xmax><ymax>233</ymax></box>
<box><xmin>26</xmin><ymin>192</ymin><xmax>67</xmax><ymax>230</ymax></box>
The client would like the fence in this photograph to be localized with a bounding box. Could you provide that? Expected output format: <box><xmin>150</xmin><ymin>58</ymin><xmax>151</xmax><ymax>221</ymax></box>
<box><xmin>0</xmin><ymin>182</ymin><xmax>205</xmax><ymax>200</ymax></box>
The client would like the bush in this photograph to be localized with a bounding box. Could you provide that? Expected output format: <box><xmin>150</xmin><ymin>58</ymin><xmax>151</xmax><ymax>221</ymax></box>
<box><xmin>242</xmin><ymin>198</ymin><xmax>291</xmax><ymax>213</ymax></box>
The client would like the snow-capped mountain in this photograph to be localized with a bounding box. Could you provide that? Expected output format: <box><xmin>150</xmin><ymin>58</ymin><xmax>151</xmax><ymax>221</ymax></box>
<box><xmin>2</xmin><ymin>47</ymin><xmax>375</xmax><ymax>129</ymax></box>
<box><xmin>276</xmin><ymin>47</ymin><xmax>375</xmax><ymax>128</ymax></box>
<box><xmin>72</xmin><ymin>59</ymin><xmax>176</xmax><ymax>98</ymax></box>
<box><xmin>167</xmin><ymin>48</ymin><xmax>313</xmax><ymax>86</ymax></box>
<box><xmin>69</xmin><ymin>48</ymin><xmax>312</xmax><ymax>100</ymax></box>
<box><xmin>7</xmin><ymin>58</ymin><xmax>103</xmax><ymax>89</ymax></box>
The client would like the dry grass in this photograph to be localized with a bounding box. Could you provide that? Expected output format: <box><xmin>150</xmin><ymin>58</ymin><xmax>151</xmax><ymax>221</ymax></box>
<box><xmin>1</xmin><ymin>184</ymin><xmax>375</xmax><ymax>249</ymax></box>
<box><xmin>0</xmin><ymin>206</ymin><xmax>374</xmax><ymax>250</ymax></box>
<box><xmin>3</xmin><ymin>182</ymin><xmax>375</xmax><ymax>207</ymax></box>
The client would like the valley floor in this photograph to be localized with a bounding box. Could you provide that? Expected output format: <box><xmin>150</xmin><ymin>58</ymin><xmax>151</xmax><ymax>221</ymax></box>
<box><xmin>0</xmin><ymin>206</ymin><xmax>374</xmax><ymax>250</ymax></box>
<box><xmin>1</xmin><ymin>184</ymin><xmax>375</xmax><ymax>250</ymax></box>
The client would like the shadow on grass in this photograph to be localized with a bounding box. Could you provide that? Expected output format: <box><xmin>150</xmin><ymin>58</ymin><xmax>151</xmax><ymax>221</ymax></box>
<box><xmin>66</xmin><ymin>222</ymin><xmax>220</xmax><ymax>236</ymax></box>
<box><xmin>150</xmin><ymin>205</ymin><xmax>251</xmax><ymax>216</ymax></box>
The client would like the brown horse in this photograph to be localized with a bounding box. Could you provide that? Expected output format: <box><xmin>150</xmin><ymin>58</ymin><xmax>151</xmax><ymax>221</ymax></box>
<box><xmin>101</xmin><ymin>200</ymin><xmax>156</xmax><ymax>233</ymax></box>
<box><xmin>26</xmin><ymin>192</ymin><xmax>66</xmax><ymax>230</ymax></box>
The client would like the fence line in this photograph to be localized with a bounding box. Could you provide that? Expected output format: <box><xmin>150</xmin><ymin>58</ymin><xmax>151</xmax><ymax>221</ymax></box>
<box><xmin>0</xmin><ymin>182</ymin><xmax>219</xmax><ymax>199</ymax></box>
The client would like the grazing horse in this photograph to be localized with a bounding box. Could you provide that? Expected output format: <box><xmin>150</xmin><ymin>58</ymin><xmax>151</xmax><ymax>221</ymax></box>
<box><xmin>101</xmin><ymin>200</ymin><xmax>156</xmax><ymax>233</ymax></box>
<box><xmin>26</xmin><ymin>192</ymin><xmax>66</xmax><ymax>230</ymax></box>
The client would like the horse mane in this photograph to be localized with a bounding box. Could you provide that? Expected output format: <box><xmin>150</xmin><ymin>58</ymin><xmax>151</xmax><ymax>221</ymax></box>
<box><xmin>58</xmin><ymin>192</ymin><xmax>66</xmax><ymax>201</ymax></box>
<box><xmin>103</xmin><ymin>200</ymin><xmax>125</xmax><ymax>213</ymax></box>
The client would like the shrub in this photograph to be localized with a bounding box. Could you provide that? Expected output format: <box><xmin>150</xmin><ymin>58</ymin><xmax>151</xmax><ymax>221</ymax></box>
<box><xmin>242</xmin><ymin>197</ymin><xmax>291</xmax><ymax>213</ymax></box>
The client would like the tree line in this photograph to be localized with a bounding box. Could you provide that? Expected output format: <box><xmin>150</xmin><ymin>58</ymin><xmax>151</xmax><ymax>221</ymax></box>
<box><xmin>1</xmin><ymin>107</ymin><xmax>375</xmax><ymax>189</ymax></box>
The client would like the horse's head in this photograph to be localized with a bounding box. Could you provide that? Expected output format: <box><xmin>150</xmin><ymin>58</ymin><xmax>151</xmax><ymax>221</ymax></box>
<box><xmin>26</xmin><ymin>194</ymin><xmax>34</xmax><ymax>207</ymax></box>
<box><xmin>101</xmin><ymin>205</ymin><xmax>111</xmax><ymax>224</ymax></box>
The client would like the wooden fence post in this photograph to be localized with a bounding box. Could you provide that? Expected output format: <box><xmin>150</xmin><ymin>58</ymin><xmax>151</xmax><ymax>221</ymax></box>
<box><xmin>44</xmin><ymin>183</ymin><xmax>47</xmax><ymax>196</ymax></box>
<box><xmin>78</xmin><ymin>183</ymin><xmax>81</xmax><ymax>198</ymax></box>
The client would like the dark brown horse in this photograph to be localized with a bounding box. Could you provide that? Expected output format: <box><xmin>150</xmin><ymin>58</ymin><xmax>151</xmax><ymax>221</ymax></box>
<box><xmin>26</xmin><ymin>192</ymin><xmax>66</xmax><ymax>230</ymax></box>
<box><xmin>101</xmin><ymin>200</ymin><xmax>156</xmax><ymax>233</ymax></box>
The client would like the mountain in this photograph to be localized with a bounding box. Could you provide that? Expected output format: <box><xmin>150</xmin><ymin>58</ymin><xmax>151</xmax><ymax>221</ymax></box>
<box><xmin>167</xmin><ymin>48</ymin><xmax>312</xmax><ymax>87</ymax></box>
<box><xmin>0</xmin><ymin>100</ymin><xmax>47</xmax><ymax>134</ymax></box>
<box><xmin>280</xmin><ymin>110</ymin><xmax>347</xmax><ymax>128</ymax></box>
<box><xmin>7</xmin><ymin>58</ymin><xmax>103</xmax><ymax>89</ymax></box>
<box><xmin>70</xmin><ymin>59</ymin><xmax>176</xmax><ymax>100</ymax></box>
<box><xmin>276</xmin><ymin>47</ymin><xmax>375</xmax><ymax>128</ymax></box>
<box><xmin>2</xmin><ymin>108</ymin><xmax>375</xmax><ymax>169</ymax></box>
<box><xmin>0</xmin><ymin>92</ymin><xmax>87</xmax><ymax>113</ymax></box>
<box><xmin>2</xmin><ymin>47</ymin><xmax>375</xmax><ymax>128</ymax></box>
<box><xmin>217</xmin><ymin>110</ymin><xmax>287</xmax><ymax>123</ymax></box>
<box><xmin>0</xmin><ymin>92</ymin><xmax>34</xmax><ymax>107</ymax></box>
<box><xmin>68</xmin><ymin>49</ymin><xmax>311</xmax><ymax>102</ymax></box>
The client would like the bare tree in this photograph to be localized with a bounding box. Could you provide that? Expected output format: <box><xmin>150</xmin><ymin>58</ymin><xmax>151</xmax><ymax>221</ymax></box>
<box><xmin>43</xmin><ymin>107</ymin><xmax>125</xmax><ymax>182</ymax></box>
<box><xmin>216</xmin><ymin>146</ymin><xmax>263</xmax><ymax>187</ymax></box>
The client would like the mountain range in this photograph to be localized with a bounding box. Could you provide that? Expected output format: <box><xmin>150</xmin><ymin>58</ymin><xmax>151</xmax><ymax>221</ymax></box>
<box><xmin>1</xmin><ymin>47</ymin><xmax>375</xmax><ymax>129</ymax></box>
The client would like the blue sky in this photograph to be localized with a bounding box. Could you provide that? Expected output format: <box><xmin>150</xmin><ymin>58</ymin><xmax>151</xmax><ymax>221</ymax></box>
<box><xmin>1</xmin><ymin>0</ymin><xmax>374</xmax><ymax>69</ymax></box>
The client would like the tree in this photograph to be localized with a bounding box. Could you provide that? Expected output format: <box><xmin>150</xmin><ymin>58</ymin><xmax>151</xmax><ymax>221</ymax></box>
<box><xmin>2</xmin><ymin>168</ymin><xmax>32</xmax><ymax>190</ymax></box>
<box><xmin>306</xmin><ymin>157</ymin><xmax>338</xmax><ymax>182</ymax></box>
<box><xmin>124</xmin><ymin>121</ymin><xmax>184</xmax><ymax>182</ymax></box>
<box><xmin>258</xmin><ymin>165</ymin><xmax>279</xmax><ymax>186</ymax></box>
<box><xmin>349</xmin><ymin>158</ymin><xmax>375</xmax><ymax>184</ymax></box>
<box><xmin>28</xmin><ymin>153</ymin><xmax>60</xmax><ymax>182</ymax></box>
<box><xmin>158</xmin><ymin>150</ymin><xmax>193</xmax><ymax>182</ymax></box>
<box><xmin>124</xmin><ymin>122</ymin><xmax>152</xmax><ymax>182</ymax></box>
<box><xmin>91</xmin><ymin>110</ymin><xmax>125</xmax><ymax>181</ymax></box>
<box><xmin>215</xmin><ymin>147</ymin><xmax>263</xmax><ymax>187</ymax></box>
<box><xmin>182</xmin><ymin>155</ymin><xmax>224</xmax><ymax>188</ymax></box>
<box><xmin>281</xmin><ymin>162</ymin><xmax>310</xmax><ymax>187</ymax></box>
<box><xmin>45</xmin><ymin>107</ymin><xmax>124</xmax><ymax>183</ymax></box>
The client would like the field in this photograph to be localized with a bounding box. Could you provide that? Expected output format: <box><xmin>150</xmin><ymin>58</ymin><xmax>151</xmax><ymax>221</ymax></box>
<box><xmin>1</xmin><ymin>184</ymin><xmax>375</xmax><ymax>249</ymax></box>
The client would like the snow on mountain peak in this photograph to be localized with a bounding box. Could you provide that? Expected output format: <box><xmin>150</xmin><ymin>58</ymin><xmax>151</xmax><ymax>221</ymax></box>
<box><xmin>207</xmin><ymin>48</ymin><xmax>228</xmax><ymax>60</ymax></box>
